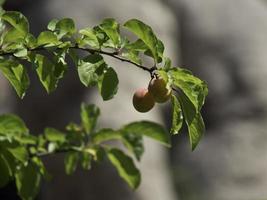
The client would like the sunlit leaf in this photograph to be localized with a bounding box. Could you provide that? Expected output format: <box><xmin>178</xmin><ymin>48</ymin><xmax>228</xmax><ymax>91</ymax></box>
<box><xmin>1</xmin><ymin>11</ymin><xmax>29</xmax><ymax>36</ymax></box>
<box><xmin>44</xmin><ymin>128</ymin><xmax>66</xmax><ymax>143</ymax></box>
<box><xmin>124</xmin><ymin>19</ymin><xmax>158</xmax><ymax>62</ymax></box>
<box><xmin>98</xmin><ymin>67</ymin><xmax>119</xmax><ymax>101</ymax></box>
<box><xmin>122</xmin><ymin>121</ymin><xmax>170</xmax><ymax>147</ymax></box>
<box><xmin>99</xmin><ymin>18</ymin><xmax>120</xmax><ymax>47</ymax></box>
<box><xmin>178</xmin><ymin>92</ymin><xmax>205</xmax><ymax>150</ymax></box>
<box><xmin>0</xmin><ymin>59</ymin><xmax>29</xmax><ymax>98</ymax></box>
<box><xmin>80</xmin><ymin>103</ymin><xmax>100</xmax><ymax>134</ymax></box>
<box><xmin>170</xmin><ymin>95</ymin><xmax>183</xmax><ymax>135</ymax></box>
<box><xmin>64</xmin><ymin>151</ymin><xmax>79</xmax><ymax>175</ymax></box>
<box><xmin>15</xmin><ymin>162</ymin><xmax>41</xmax><ymax>200</ymax></box>
<box><xmin>107</xmin><ymin>148</ymin><xmax>141</xmax><ymax>189</ymax></box>
<box><xmin>78</xmin><ymin>54</ymin><xmax>106</xmax><ymax>87</ymax></box>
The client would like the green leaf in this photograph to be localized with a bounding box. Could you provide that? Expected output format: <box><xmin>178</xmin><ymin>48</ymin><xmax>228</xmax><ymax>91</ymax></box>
<box><xmin>55</xmin><ymin>18</ymin><xmax>76</xmax><ymax>38</ymax></box>
<box><xmin>15</xmin><ymin>162</ymin><xmax>41</xmax><ymax>200</ymax></box>
<box><xmin>0</xmin><ymin>153</ymin><xmax>12</xmax><ymax>187</ymax></box>
<box><xmin>0</xmin><ymin>114</ymin><xmax>29</xmax><ymax>137</ymax></box>
<box><xmin>170</xmin><ymin>95</ymin><xmax>183</xmax><ymax>135</ymax></box>
<box><xmin>98</xmin><ymin>67</ymin><xmax>119</xmax><ymax>101</ymax></box>
<box><xmin>92</xmin><ymin>129</ymin><xmax>144</xmax><ymax>161</ymax></box>
<box><xmin>79</xmin><ymin>28</ymin><xmax>100</xmax><ymax>49</ymax></box>
<box><xmin>83</xmin><ymin>146</ymin><xmax>105</xmax><ymax>162</ymax></box>
<box><xmin>121</xmin><ymin>50</ymin><xmax>141</xmax><ymax>65</ymax></box>
<box><xmin>37</xmin><ymin>31</ymin><xmax>59</xmax><ymax>46</ymax></box>
<box><xmin>35</xmin><ymin>54</ymin><xmax>65</xmax><ymax>93</ymax></box>
<box><xmin>25</xmin><ymin>34</ymin><xmax>37</xmax><ymax>49</ymax></box>
<box><xmin>80</xmin><ymin>151</ymin><xmax>92</xmax><ymax>170</ymax></box>
<box><xmin>47</xmin><ymin>19</ymin><xmax>58</xmax><ymax>31</ymax></box>
<box><xmin>92</xmin><ymin>129</ymin><xmax>121</xmax><ymax>144</ymax></box>
<box><xmin>31</xmin><ymin>157</ymin><xmax>51</xmax><ymax>181</ymax></box>
<box><xmin>122</xmin><ymin>121</ymin><xmax>170</xmax><ymax>147</ymax></box>
<box><xmin>68</xmin><ymin>49</ymin><xmax>80</xmax><ymax>66</ymax></box>
<box><xmin>99</xmin><ymin>18</ymin><xmax>120</xmax><ymax>47</ymax></box>
<box><xmin>178</xmin><ymin>92</ymin><xmax>205</xmax><ymax>150</ymax></box>
<box><xmin>14</xmin><ymin>47</ymin><xmax>28</xmax><ymax>58</ymax></box>
<box><xmin>16</xmin><ymin>135</ymin><xmax>37</xmax><ymax>145</ymax></box>
<box><xmin>125</xmin><ymin>39</ymin><xmax>148</xmax><ymax>52</ymax></box>
<box><xmin>107</xmin><ymin>148</ymin><xmax>141</xmax><ymax>189</ymax></box>
<box><xmin>80</xmin><ymin>103</ymin><xmax>100</xmax><ymax>134</ymax></box>
<box><xmin>78</xmin><ymin>54</ymin><xmax>106</xmax><ymax>87</ymax></box>
<box><xmin>163</xmin><ymin>57</ymin><xmax>172</xmax><ymax>70</ymax></box>
<box><xmin>168</xmin><ymin>67</ymin><xmax>208</xmax><ymax>112</ymax></box>
<box><xmin>6</xmin><ymin>143</ymin><xmax>28</xmax><ymax>163</ymax></box>
<box><xmin>0</xmin><ymin>59</ymin><xmax>30</xmax><ymax>98</ymax></box>
<box><xmin>44</xmin><ymin>128</ymin><xmax>66</xmax><ymax>143</ymax></box>
<box><xmin>122</xmin><ymin>133</ymin><xmax>144</xmax><ymax>161</ymax></box>
<box><xmin>64</xmin><ymin>151</ymin><xmax>79</xmax><ymax>175</ymax></box>
<box><xmin>155</xmin><ymin>39</ymin><xmax>164</xmax><ymax>62</ymax></box>
<box><xmin>79</xmin><ymin>28</ymin><xmax>100</xmax><ymax>48</ymax></box>
<box><xmin>1</xmin><ymin>11</ymin><xmax>29</xmax><ymax>36</ymax></box>
<box><xmin>2</xmin><ymin>27</ymin><xmax>25</xmax><ymax>44</ymax></box>
<box><xmin>124</xmin><ymin>19</ymin><xmax>158</xmax><ymax>61</ymax></box>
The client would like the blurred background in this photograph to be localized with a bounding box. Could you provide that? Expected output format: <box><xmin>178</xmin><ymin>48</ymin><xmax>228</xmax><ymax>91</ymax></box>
<box><xmin>1</xmin><ymin>0</ymin><xmax>267</xmax><ymax>200</ymax></box>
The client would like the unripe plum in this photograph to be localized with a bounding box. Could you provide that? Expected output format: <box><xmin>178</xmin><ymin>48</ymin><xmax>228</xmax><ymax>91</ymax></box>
<box><xmin>132</xmin><ymin>88</ymin><xmax>155</xmax><ymax>113</ymax></box>
<box><xmin>148</xmin><ymin>77</ymin><xmax>171</xmax><ymax>103</ymax></box>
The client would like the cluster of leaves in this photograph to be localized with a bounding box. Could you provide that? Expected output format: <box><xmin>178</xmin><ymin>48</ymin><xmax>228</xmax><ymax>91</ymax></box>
<box><xmin>0</xmin><ymin>9</ymin><xmax>208</xmax><ymax>200</ymax></box>
<box><xmin>0</xmin><ymin>103</ymin><xmax>170</xmax><ymax>199</ymax></box>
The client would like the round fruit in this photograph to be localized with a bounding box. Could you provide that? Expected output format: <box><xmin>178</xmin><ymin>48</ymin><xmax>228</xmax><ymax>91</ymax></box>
<box><xmin>132</xmin><ymin>88</ymin><xmax>155</xmax><ymax>113</ymax></box>
<box><xmin>148</xmin><ymin>77</ymin><xmax>172</xmax><ymax>103</ymax></box>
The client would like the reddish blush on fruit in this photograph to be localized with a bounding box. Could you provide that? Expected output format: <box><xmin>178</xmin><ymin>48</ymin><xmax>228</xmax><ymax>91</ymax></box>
<box><xmin>132</xmin><ymin>88</ymin><xmax>155</xmax><ymax>113</ymax></box>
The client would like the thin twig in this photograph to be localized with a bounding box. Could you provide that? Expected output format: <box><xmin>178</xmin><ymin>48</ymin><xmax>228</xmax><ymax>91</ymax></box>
<box><xmin>0</xmin><ymin>45</ymin><xmax>155</xmax><ymax>75</ymax></box>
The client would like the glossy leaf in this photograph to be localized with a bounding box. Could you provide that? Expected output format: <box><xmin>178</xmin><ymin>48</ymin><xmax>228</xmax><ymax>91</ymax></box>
<box><xmin>44</xmin><ymin>128</ymin><xmax>66</xmax><ymax>143</ymax></box>
<box><xmin>178</xmin><ymin>92</ymin><xmax>204</xmax><ymax>150</ymax></box>
<box><xmin>99</xmin><ymin>18</ymin><xmax>120</xmax><ymax>47</ymax></box>
<box><xmin>122</xmin><ymin>121</ymin><xmax>170</xmax><ymax>147</ymax></box>
<box><xmin>1</xmin><ymin>11</ymin><xmax>29</xmax><ymax>36</ymax></box>
<box><xmin>122</xmin><ymin>133</ymin><xmax>144</xmax><ymax>161</ymax></box>
<box><xmin>121</xmin><ymin>50</ymin><xmax>141</xmax><ymax>65</ymax></box>
<box><xmin>6</xmin><ymin>143</ymin><xmax>28</xmax><ymax>163</ymax></box>
<box><xmin>14</xmin><ymin>47</ymin><xmax>27</xmax><ymax>58</ymax></box>
<box><xmin>92</xmin><ymin>129</ymin><xmax>121</xmax><ymax>144</ymax></box>
<box><xmin>0</xmin><ymin>153</ymin><xmax>11</xmax><ymax>187</ymax></box>
<box><xmin>0</xmin><ymin>114</ymin><xmax>29</xmax><ymax>137</ymax></box>
<box><xmin>55</xmin><ymin>18</ymin><xmax>76</xmax><ymax>38</ymax></box>
<box><xmin>15</xmin><ymin>162</ymin><xmax>41</xmax><ymax>200</ymax></box>
<box><xmin>80</xmin><ymin>152</ymin><xmax>92</xmax><ymax>170</ymax></box>
<box><xmin>80</xmin><ymin>103</ymin><xmax>100</xmax><ymax>134</ymax></box>
<box><xmin>79</xmin><ymin>28</ymin><xmax>99</xmax><ymax>48</ymax></box>
<box><xmin>78</xmin><ymin>54</ymin><xmax>106</xmax><ymax>87</ymax></box>
<box><xmin>92</xmin><ymin>129</ymin><xmax>144</xmax><ymax>161</ymax></box>
<box><xmin>64</xmin><ymin>151</ymin><xmax>79</xmax><ymax>175</ymax></box>
<box><xmin>25</xmin><ymin>33</ymin><xmax>37</xmax><ymax>49</ymax></box>
<box><xmin>2</xmin><ymin>27</ymin><xmax>25</xmax><ymax>44</ymax></box>
<box><xmin>37</xmin><ymin>31</ymin><xmax>59</xmax><ymax>46</ymax></box>
<box><xmin>98</xmin><ymin>67</ymin><xmax>119</xmax><ymax>101</ymax></box>
<box><xmin>31</xmin><ymin>157</ymin><xmax>51</xmax><ymax>181</ymax></box>
<box><xmin>124</xmin><ymin>19</ymin><xmax>158</xmax><ymax>61</ymax></box>
<box><xmin>168</xmin><ymin>67</ymin><xmax>208</xmax><ymax>112</ymax></box>
<box><xmin>107</xmin><ymin>148</ymin><xmax>141</xmax><ymax>189</ymax></box>
<box><xmin>47</xmin><ymin>19</ymin><xmax>58</xmax><ymax>31</ymax></box>
<box><xmin>35</xmin><ymin>54</ymin><xmax>65</xmax><ymax>93</ymax></box>
<box><xmin>170</xmin><ymin>95</ymin><xmax>183</xmax><ymax>135</ymax></box>
<box><xmin>0</xmin><ymin>59</ymin><xmax>29</xmax><ymax>98</ymax></box>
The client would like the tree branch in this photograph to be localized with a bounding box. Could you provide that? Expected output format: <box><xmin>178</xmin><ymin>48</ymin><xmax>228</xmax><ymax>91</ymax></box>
<box><xmin>0</xmin><ymin>45</ymin><xmax>155</xmax><ymax>75</ymax></box>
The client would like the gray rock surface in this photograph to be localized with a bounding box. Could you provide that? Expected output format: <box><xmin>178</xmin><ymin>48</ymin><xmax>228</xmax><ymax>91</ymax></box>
<box><xmin>167</xmin><ymin>0</ymin><xmax>267</xmax><ymax>199</ymax></box>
